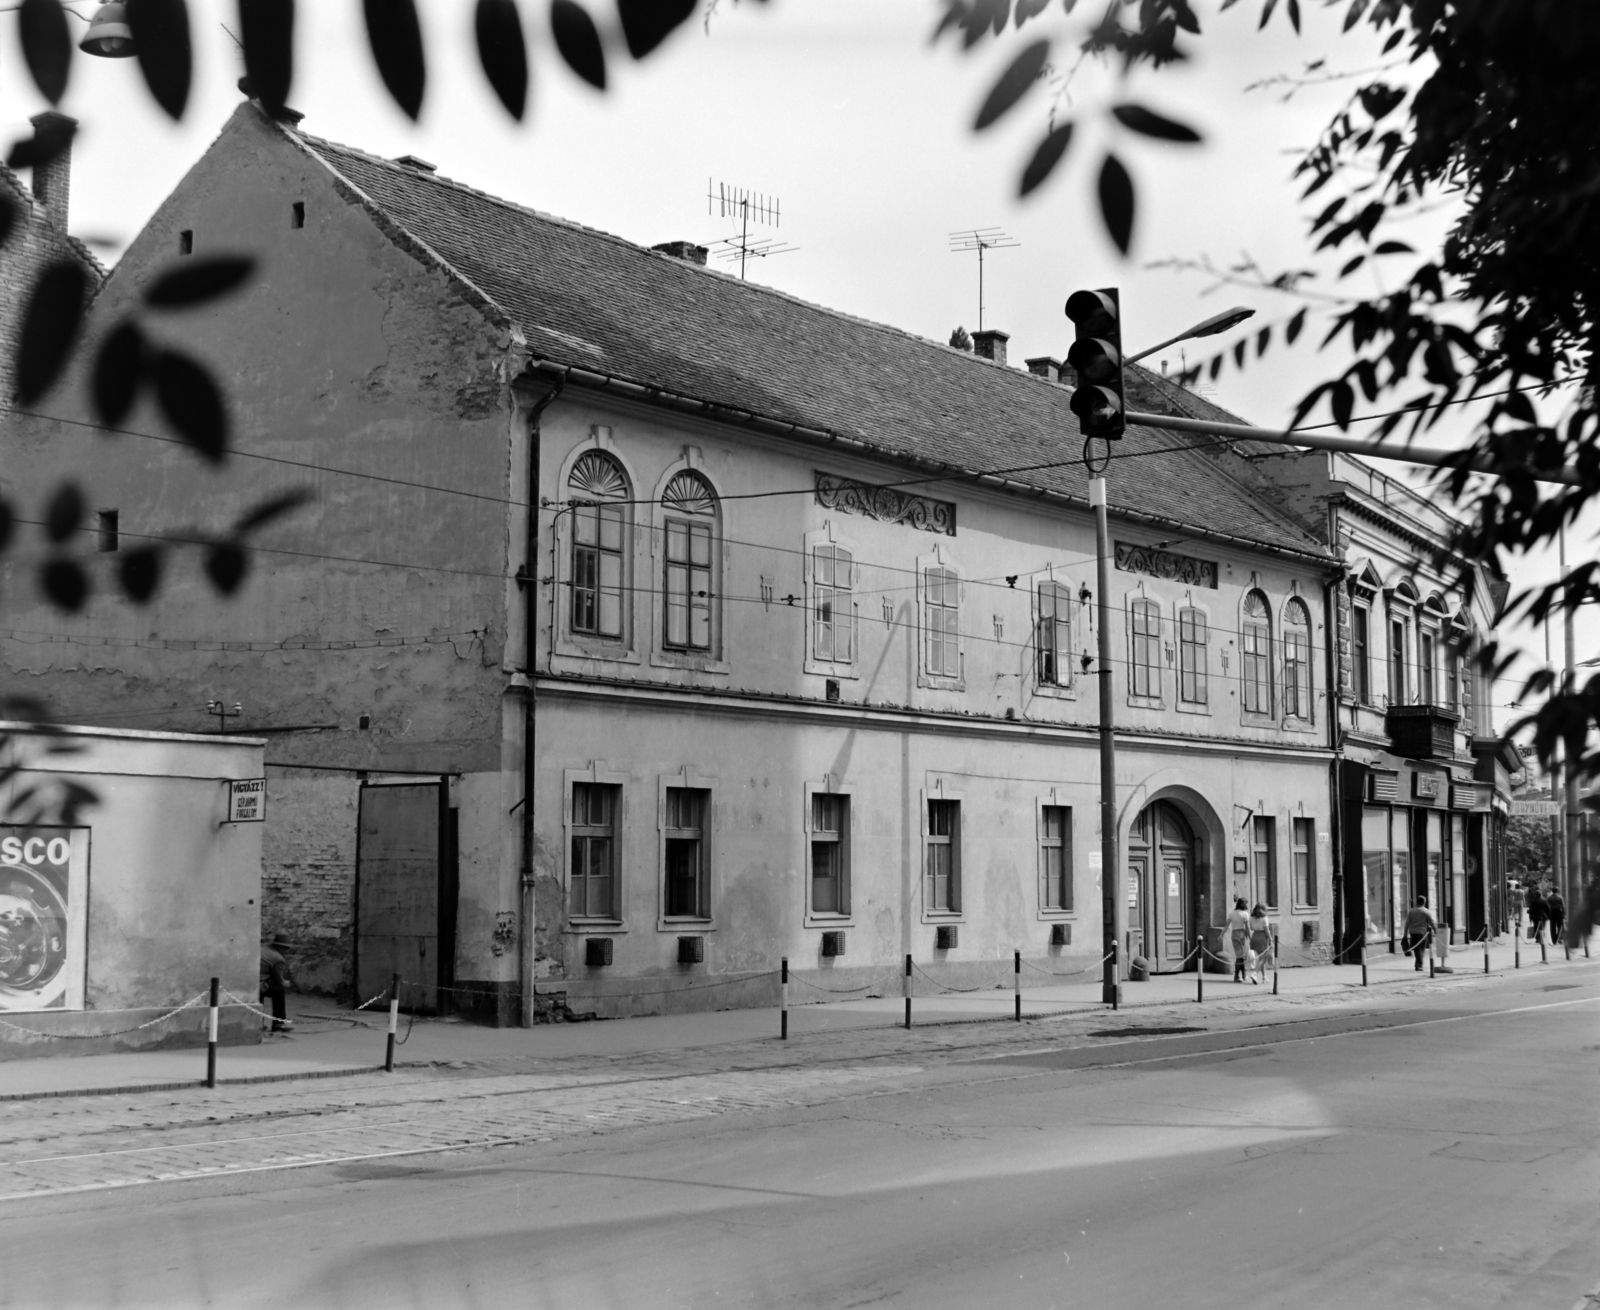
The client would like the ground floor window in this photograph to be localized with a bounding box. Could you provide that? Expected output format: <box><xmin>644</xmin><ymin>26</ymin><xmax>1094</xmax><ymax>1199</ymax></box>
<box><xmin>810</xmin><ymin>793</ymin><xmax>850</xmax><ymax>914</ymax></box>
<box><xmin>664</xmin><ymin>787</ymin><xmax>709</xmax><ymax>918</ymax></box>
<box><xmin>571</xmin><ymin>783</ymin><xmax>619</xmax><ymax>918</ymax></box>
<box><xmin>1252</xmin><ymin>815</ymin><xmax>1277</xmax><ymax>909</ymax></box>
<box><xmin>1292</xmin><ymin>817</ymin><xmax>1316</xmax><ymax>907</ymax></box>
<box><xmin>926</xmin><ymin>799</ymin><xmax>961</xmax><ymax>912</ymax></box>
<box><xmin>1040</xmin><ymin>805</ymin><xmax>1071</xmax><ymax>911</ymax></box>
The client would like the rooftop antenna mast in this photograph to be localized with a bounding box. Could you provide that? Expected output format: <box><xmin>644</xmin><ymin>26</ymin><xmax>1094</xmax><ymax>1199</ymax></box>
<box><xmin>708</xmin><ymin>178</ymin><xmax>796</xmax><ymax>280</ymax></box>
<box><xmin>948</xmin><ymin>227</ymin><xmax>1019</xmax><ymax>332</ymax></box>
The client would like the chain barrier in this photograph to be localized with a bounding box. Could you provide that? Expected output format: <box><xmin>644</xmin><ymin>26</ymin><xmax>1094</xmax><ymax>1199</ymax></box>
<box><xmin>351</xmin><ymin>986</ymin><xmax>393</xmax><ymax>1012</ymax></box>
<box><xmin>1020</xmin><ymin>950</ymin><xmax>1116</xmax><ymax>979</ymax></box>
<box><xmin>787</xmin><ymin>970</ymin><xmax>901</xmax><ymax>995</ymax></box>
<box><xmin>0</xmin><ymin>992</ymin><xmax>210</xmax><ymax>1041</ymax></box>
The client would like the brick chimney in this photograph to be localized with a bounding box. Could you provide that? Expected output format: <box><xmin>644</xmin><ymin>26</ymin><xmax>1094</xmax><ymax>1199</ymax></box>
<box><xmin>1025</xmin><ymin>356</ymin><xmax>1062</xmax><ymax>380</ymax></box>
<box><xmin>972</xmin><ymin>329</ymin><xmax>1009</xmax><ymax>366</ymax></box>
<box><xmin>28</xmin><ymin>111</ymin><xmax>75</xmax><ymax>230</ymax></box>
<box><xmin>652</xmin><ymin>240</ymin><xmax>709</xmax><ymax>266</ymax></box>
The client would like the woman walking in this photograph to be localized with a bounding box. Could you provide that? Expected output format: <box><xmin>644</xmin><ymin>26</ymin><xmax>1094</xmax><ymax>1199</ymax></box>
<box><xmin>1247</xmin><ymin>904</ymin><xmax>1273</xmax><ymax>985</ymax></box>
<box><xmin>1229</xmin><ymin>897</ymin><xmax>1251</xmax><ymax>983</ymax></box>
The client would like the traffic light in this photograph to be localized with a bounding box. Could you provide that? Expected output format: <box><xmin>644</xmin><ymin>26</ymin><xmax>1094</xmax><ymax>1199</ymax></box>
<box><xmin>1065</xmin><ymin>288</ymin><xmax>1125</xmax><ymax>440</ymax></box>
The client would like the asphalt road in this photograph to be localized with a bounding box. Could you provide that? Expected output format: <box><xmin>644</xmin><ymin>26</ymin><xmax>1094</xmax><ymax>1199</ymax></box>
<box><xmin>2</xmin><ymin>969</ymin><xmax>1596</xmax><ymax>1310</ymax></box>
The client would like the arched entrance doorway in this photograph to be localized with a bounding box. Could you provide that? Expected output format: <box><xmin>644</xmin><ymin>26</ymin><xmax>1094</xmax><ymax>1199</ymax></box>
<box><xmin>1127</xmin><ymin>800</ymin><xmax>1196</xmax><ymax>972</ymax></box>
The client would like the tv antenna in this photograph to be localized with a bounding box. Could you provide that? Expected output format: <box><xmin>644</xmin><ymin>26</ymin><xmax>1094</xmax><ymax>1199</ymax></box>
<box><xmin>949</xmin><ymin>227</ymin><xmax>1019</xmax><ymax>332</ymax></box>
<box><xmin>708</xmin><ymin>178</ymin><xmax>797</xmax><ymax>281</ymax></box>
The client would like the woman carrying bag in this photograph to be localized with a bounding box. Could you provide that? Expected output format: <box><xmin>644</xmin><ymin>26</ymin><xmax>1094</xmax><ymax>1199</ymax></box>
<box><xmin>1228</xmin><ymin>897</ymin><xmax>1251</xmax><ymax>983</ymax></box>
<box><xmin>1247</xmin><ymin>903</ymin><xmax>1273</xmax><ymax>985</ymax></box>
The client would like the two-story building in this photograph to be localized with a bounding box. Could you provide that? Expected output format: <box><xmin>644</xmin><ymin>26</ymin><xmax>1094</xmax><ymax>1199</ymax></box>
<box><xmin>3</xmin><ymin>100</ymin><xmax>1350</xmax><ymax>1021</ymax></box>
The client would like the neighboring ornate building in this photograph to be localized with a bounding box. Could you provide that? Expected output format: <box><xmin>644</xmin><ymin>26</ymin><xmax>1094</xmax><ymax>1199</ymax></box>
<box><xmin>5</xmin><ymin>101</ymin><xmax>1357</xmax><ymax>1024</ymax></box>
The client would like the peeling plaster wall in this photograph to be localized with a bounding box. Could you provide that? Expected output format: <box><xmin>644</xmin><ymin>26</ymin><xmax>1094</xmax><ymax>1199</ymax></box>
<box><xmin>0</xmin><ymin>107</ymin><xmax>519</xmax><ymax>999</ymax></box>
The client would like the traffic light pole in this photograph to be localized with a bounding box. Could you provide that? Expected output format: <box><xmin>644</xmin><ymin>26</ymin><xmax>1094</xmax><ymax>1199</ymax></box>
<box><xmin>1091</xmin><ymin>477</ymin><xmax>1123</xmax><ymax>1007</ymax></box>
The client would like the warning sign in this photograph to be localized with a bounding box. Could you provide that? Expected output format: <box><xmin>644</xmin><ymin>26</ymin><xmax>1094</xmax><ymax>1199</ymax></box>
<box><xmin>227</xmin><ymin>779</ymin><xmax>266</xmax><ymax>823</ymax></box>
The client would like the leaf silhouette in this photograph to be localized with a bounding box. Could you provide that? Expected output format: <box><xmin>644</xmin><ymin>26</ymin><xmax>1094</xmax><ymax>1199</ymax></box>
<box><xmin>19</xmin><ymin>0</ymin><xmax>73</xmax><ymax>105</ymax></box>
<box><xmin>1285</xmin><ymin>307</ymin><xmax>1307</xmax><ymax>344</ymax></box>
<box><xmin>144</xmin><ymin>257</ymin><xmax>255</xmax><ymax>307</ymax></box>
<box><xmin>1286</xmin><ymin>0</ymin><xmax>1301</xmax><ymax>32</ymax></box>
<box><xmin>1014</xmin><ymin>0</ymin><xmax>1050</xmax><ymax>24</ymax></box>
<box><xmin>617</xmin><ymin>0</ymin><xmax>695</xmax><ymax>59</ymax></box>
<box><xmin>1330</xmin><ymin>379</ymin><xmax>1355</xmax><ymax>429</ymax></box>
<box><xmin>1110</xmin><ymin>103</ymin><xmax>1201</xmax><ymax>144</ymax></box>
<box><xmin>235</xmin><ymin>489</ymin><xmax>313</xmax><ymax>534</ymax></box>
<box><xmin>974</xmin><ymin>38</ymin><xmax>1049</xmax><ymax>131</ymax></box>
<box><xmin>363</xmin><ymin>0</ymin><xmax>426</xmax><ymax>120</ymax></box>
<box><xmin>1256</xmin><ymin>326</ymin><xmax>1270</xmax><ymax>358</ymax></box>
<box><xmin>44</xmin><ymin>483</ymin><xmax>85</xmax><ymax>544</ymax></box>
<box><xmin>550</xmin><ymin>0</ymin><xmax>605</xmax><ymax>90</ymax></box>
<box><xmin>474</xmin><ymin>0</ymin><xmax>528</xmax><ymax>120</ymax></box>
<box><xmin>205</xmin><ymin>541</ymin><xmax>248</xmax><ymax>594</ymax></box>
<box><xmin>1019</xmin><ymin>121</ymin><xmax>1073</xmax><ymax>197</ymax></box>
<box><xmin>119</xmin><ymin>547</ymin><xmax>163</xmax><ymax>603</ymax></box>
<box><xmin>239</xmin><ymin>0</ymin><xmax>295</xmax><ymax>117</ymax></box>
<box><xmin>1374</xmin><ymin>240</ymin><xmax>1414</xmax><ymax>255</ymax></box>
<box><xmin>16</xmin><ymin>260</ymin><xmax>89</xmax><ymax>404</ymax></box>
<box><xmin>0</xmin><ymin>498</ymin><xmax>12</xmax><ymax>554</ymax></box>
<box><xmin>152</xmin><ymin>351</ymin><xmax>228</xmax><ymax>461</ymax></box>
<box><xmin>128</xmin><ymin>0</ymin><xmax>193</xmax><ymax>120</ymax></box>
<box><xmin>6</xmin><ymin>113</ymin><xmax>76</xmax><ymax>170</ymax></box>
<box><xmin>1097</xmin><ymin>153</ymin><xmax>1135</xmax><ymax>255</ymax></box>
<box><xmin>40</xmin><ymin>558</ymin><xmax>88</xmax><ymax>612</ymax></box>
<box><xmin>0</xmin><ymin>192</ymin><xmax>14</xmax><ymax>249</ymax></box>
<box><xmin>94</xmin><ymin>321</ymin><xmax>145</xmax><ymax>425</ymax></box>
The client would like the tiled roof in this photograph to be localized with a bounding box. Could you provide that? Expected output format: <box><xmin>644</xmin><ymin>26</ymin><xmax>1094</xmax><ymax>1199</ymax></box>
<box><xmin>286</xmin><ymin>122</ymin><xmax>1327</xmax><ymax>560</ymax></box>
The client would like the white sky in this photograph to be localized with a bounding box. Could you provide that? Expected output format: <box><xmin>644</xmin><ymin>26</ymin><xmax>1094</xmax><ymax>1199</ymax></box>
<box><xmin>2</xmin><ymin>0</ymin><xmax>1593</xmax><ymax>732</ymax></box>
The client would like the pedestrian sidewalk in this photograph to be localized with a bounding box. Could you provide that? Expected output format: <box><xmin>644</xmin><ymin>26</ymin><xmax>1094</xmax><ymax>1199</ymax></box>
<box><xmin>0</xmin><ymin>934</ymin><xmax>1589</xmax><ymax>1101</ymax></box>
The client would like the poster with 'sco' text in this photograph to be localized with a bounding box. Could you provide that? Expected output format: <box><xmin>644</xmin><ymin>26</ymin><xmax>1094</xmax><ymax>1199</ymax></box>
<box><xmin>0</xmin><ymin>827</ymin><xmax>90</xmax><ymax>1012</ymax></box>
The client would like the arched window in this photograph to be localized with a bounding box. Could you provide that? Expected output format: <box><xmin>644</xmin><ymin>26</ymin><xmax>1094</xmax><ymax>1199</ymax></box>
<box><xmin>568</xmin><ymin>451</ymin><xmax>629</xmax><ymax>640</ymax></box>
<box><xmin>1282</xmin><ymin>597</ymin><xmax>1311</xmax><ymax>719</ymax></box>
<box><xmin>661</xmin><ymin>470</ymin><xmax>718</xmax><ymax>652</ymax></box>
<box><xmin>1241</xmin><ymin>589</ymin><xmax>1273</xmax><ymax>715</ymax></box>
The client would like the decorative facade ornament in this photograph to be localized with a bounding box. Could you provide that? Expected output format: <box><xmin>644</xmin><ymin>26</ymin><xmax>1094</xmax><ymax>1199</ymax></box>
<box><xmin>662</xmin><ymin>470</ymin><xmax>717</xmax><ymax>516</ymax></box>
<box><xmin>1114</xmin><ymin>541</ymin><xmax>1218</xmax><ymax>589</ymax></box>
<box><xmin>569</xmin><ymin>450</ymin><xmax>627</xmax><ymax>500</ymax></box>
<box><xmin>814</xmin><ymin>472</ymin><xmax>956</xmax><ymax>536</ymax></box>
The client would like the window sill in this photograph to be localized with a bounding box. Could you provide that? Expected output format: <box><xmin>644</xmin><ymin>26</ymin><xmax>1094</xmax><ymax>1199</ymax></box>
<box><xmin>918</xmin><ymin>675</ymin><xmax>966</xmax><ymax>693</ymax></box>
<box><xmin>920</xmin><ymin>910</ymin><xmax>964</xmax><ymax>923</ymax></box>
<box><xmin>1125</xmin><ymin>695</ymin><xmax>1165</xmax><ymax>711</ymax></box>
<box><xmin>658</xmin><ymin>918</ymin><xmax>716</xmax><ymax>932</ymax></box>
<box><xmin>804</xmin><ymin>913</ymin><xmax>855</xmax><ymax>929</ymax></box>
<box><xmin>1036</xmin><ymin>908</ymin><xmax>1076</xmax><ymax>921</ymax></box>
<box><xmin>804</xmin><ymin>661</ymin><xmax>860</xmax><ymax>681</ymax></box>
<box><xmin>1030</xmin><ymin>682</ymin><xmax>1079</xmax><ymax>702</ymax></box>
<box><xmin>1174</xmin><ymin>700</ymin><xmax>1212</xmax><ymax>717</ymax></box>
<box><xmin>554</xmin><ymin>637</ymin><xmax>641</xmax><ymax>667</ymax></box>
<box><xmin>565</xmin><ymin>921</ymin><xmax>626</xmax><ymax>934</ymax></box>
<box><xmin>1279</xmin><ymin>717</ymin><xmax>1317</xmax><ymax>733</ymax></box>
<box><xmin>651</xmin><ymin>650</ymin><xmax>731</xmax><ymax>676</ymax></box>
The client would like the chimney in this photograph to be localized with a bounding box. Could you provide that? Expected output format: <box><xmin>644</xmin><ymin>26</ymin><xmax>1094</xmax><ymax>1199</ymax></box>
<box><xmin>652</xmin><ymin>240</ymin><xmax>709</xmax><ymax>267</ymax></box>
<box><xmin>971</xmin><ymin>329</ymin><xmax>1009</xmax><ymax>366</ymax></box>
<box><xmin>28</xmin><ymin>111</ymin><xmax>75</xmax><ymax>230</ymax></box>
<box><xmin>1025</xmin><ymin>356</ymin><xmax>1062</xmax><ymax>380</ymax></box>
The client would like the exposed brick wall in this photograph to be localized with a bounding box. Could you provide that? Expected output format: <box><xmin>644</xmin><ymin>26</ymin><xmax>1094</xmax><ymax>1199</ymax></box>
<box><xmin>260</xmin><ymin>769</ymin><xmax>360</xmax><ymax>996</ymax></box>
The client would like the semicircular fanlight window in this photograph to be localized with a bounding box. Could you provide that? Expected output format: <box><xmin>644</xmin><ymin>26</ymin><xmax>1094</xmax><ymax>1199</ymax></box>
<box><xmin>662</xmin><ymin>471</ymin><xmax>717</xmax><ymax>517</ymax></box>
<box><xmin>1283</xmin><ymin>597</ymin><xmax>1310</xmax><ymax>628</ymax></box>
<box><xmin>568</xmin><ymin>451</ymin><xmax>628</xmax><ymax>501</ymax></box>
<box><xmin>1243</xmin><ymin>589</ymin><xmax>1270</xmax><ymax>619</ymax></box>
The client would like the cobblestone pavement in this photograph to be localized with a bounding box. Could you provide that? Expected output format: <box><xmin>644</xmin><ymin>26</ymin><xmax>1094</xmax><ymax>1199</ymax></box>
<box><xmin>0</xmin><ymin>962</ymin><xmax>1582</xmax><ymax>1203</ymax></box>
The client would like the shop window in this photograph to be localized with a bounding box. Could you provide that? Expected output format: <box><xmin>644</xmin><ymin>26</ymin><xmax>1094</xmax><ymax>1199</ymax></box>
<box><xmin>1283</xmin><ymin>598</ymin><xmax>1311</xmax><ymax>720</ymax></box>
<box><xmin>810</xmin><ymin>793</ymin><xmax>850</xmax><ymax>915</ymax></box>
<box><xmin>570</xmin><ymin>783</ymin><xmax>619</xmax><ymax>918</ymax></box>
<box><xmin>1252</xmin><ymin>814</ymin><xmax>1278</xmax><ymax>909</ymax></box>
<box><xmin>1036</xmin><ymin>582</ymin><xmax>1073</xmax><ymax>687</ymax></box>
<box><xmin>1130</xmin><ymin>597</ymin><xmax>1161</xmax><ymax>699</ymax></box>
<box><xmin>926</xmin><ymin>799</ymin><xmax>961</xmax><ymax>912</ymax></box>
<box><xmin>663</xmin><ymin>787</ymin><xmax>709</xmax><ymax>918</ymax></box>
<box><xmin>1040</xmin><ymin>805</ymin><xmax>1071</xmax><ymax>911</ymax></box>
<box><xmin>1178</xmin><ymin>608</ymin><xmax>1207</xmax><ymax>705</ymax></box>
<box><xmin>1292</xmin><ymin>816</ymin><xmax>1317</xmax><ymax>907</ymax></box>
<box><xmin>1241</xmin><ymin>590</ymin><xmax>1273</xmax><ymax>715</ymax></box>
<box><xmin>568</xmin><ymin>451</ymin><xmax>629</xmax><ymax>641</ymax></box>
<box><xmin>1361</xmin><ymin>806</ymin><xmax>1392</xmax><ymax>939</ymax></box>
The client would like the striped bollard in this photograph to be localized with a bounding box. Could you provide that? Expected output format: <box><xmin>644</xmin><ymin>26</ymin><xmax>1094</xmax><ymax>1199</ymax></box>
<box><xmin>1515</xmin><ymin>914</ymin><xmax>1521</xmax><ymax>968</ymax></box>
<box><xmin>1360</xmin><ymin>938</ymin><xmax>1368</xmax><ymax>988</ymax></box>
<box><xmin>780</xmin><ymin>958</ymin><xmax>789</xmax><ymax>1041</ymax></box>
<box><xmin>1484</xmin><ymin>932</ymin><xmax>1490</xmax><ymax>974</ymax></box>
<box><xmin>385</xmin><ymin>973</ymin><xmax>399</xmax><ymax>1072</ymax></box>
<box><xmin>1014</xmin><ymin>949</ymin><xmax>1021</xmax><ymax>1022</ymax></box>
<box><xmin>206</xmin><ymin>977</ymin><xmax>219</xmax><ymax>1088</ymax></box>
<box><xmin>1273</xmin><ymin>936</ymin><xmax>1280</xmax><ymax>995</ymax></box>
<box><xmin>904</xmin><ymin>953</ymin><xmax>912</xmax><ymax>1030</ymax></box>
<box><xmin>1196</xmin><ymin>941</ymin><xmax>1203</xmax><ymax>1003</ymax></box>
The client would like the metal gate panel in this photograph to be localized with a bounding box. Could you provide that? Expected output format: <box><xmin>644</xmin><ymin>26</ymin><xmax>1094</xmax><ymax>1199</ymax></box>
<box><xmin>356</xmin><ymin>783</ymin><xmax>441</xmax><ymax>1012</ymax></box>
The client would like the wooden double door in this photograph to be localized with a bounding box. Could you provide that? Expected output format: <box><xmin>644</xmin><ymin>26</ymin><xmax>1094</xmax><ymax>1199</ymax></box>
<box><xmin>1126</xmin><ymin>801</ymin><xmax>1196</xmax><ymax>973</ymax></box>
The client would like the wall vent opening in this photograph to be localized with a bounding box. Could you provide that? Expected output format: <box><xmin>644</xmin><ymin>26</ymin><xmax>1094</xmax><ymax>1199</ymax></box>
<box><xmin>178</xmin><ymin>229</ymin><xmax>193</xmax><ymax>255</ymax></box>
<box><xmin>677</xmin><ymin>935</ymin><xmax>705</xmax><ymax>965</ymax></box>
<box><xmin>821</xmin><ymin>930</ymin><xmax>846</xmax><ymax>958</ymax></box>
<box><xmin>96</xmin><ymin>509</ymin><xmax>119</xmax><ymax>553</ymax></box>
<box><xmin>584</xmin><ymin>938</ymin><xmax>613</xmax><ymax>967</ymax></box>
<box><xmin>1050</xmin><ymin>922</ymin><xmax>1070</xmax><ymax>947</ymax></box>
<box><xmin>935</xmin><ymin>924</ymin><xmax>959</xmax><ymax>950</ymax></box>
<box><xmin>292</xmin><ymin>201</ymin><xmax>305</xmax><ymax>229</ymax></box>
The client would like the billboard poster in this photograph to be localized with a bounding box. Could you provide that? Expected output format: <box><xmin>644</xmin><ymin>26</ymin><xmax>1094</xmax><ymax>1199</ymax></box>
<box><xmin>0</xmin><ymin>827</ymin><xmax>90</xmax><ymax>1013</ymax></box>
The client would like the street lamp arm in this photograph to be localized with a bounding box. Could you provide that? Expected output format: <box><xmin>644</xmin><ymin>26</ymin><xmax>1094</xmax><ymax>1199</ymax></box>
<box><xmin>1125</xmin><ymin>307</ymin><xmax>1256</xmax><ymax>365</ymax></box>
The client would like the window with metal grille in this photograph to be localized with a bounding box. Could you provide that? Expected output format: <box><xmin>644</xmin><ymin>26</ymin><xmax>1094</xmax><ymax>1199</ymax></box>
<box><xmin>1241</xmin><ymin>590</ymin><xmax>1272</xmax><ymax>715</ymax></box>
<box><xmin>810</xmin><ymin>793</ymin><xmax>850</xmax><ymax>914</ymax></box>
<box><xmin>1130</xmin><ymin>598</ymin><xmax>1161</xmax><ymax>698</ymax></box>
<box><xmin>1252</xmin><ymin>814</ymin><xmax>1278</xmax><ymax>909</ymax></box>
<box><xmin>664</xmin><ymin>787</ymin><xmax>709</xmax><ymax>918</ymax></box>
<box><xmin>1283</xmin><ymin>598</ymin><xmax>1311</xmax><ymax>719</ymax></box>
<box><xmin>568</xmin><ymin>452</ymin><xmax>628</xmax><ymax>640</ymax></box>
<box><xmin>1036</xmin><ymin>583</ymin><xmax>1073</xmax><ymax>687</ymax></box>
<box><xmin>926</xmin><ymin>568</ymin><xmax>959</xmax><ymax>678</ymax></box>
<box><xmin>1040</xmin><ymin>805</ymin><xmax>1071</xmax><ymax>911</ymax></box>
<box><xmin>1178</xmin><ymin>608</ymin><xmax>1207</xmax><ymax>704</ymax></box>
<box><xmin>1293</xmin><ymin>816</ymin><xmax>1317</xmax><ymax>906</ymax></box>
<box><xmin>1353</xmin><ymin>604</ymin><xmax>1371</xmax><ymax>704</ymax></box>
<box><xmin>926</xmin><ymin>799</ymin><xmax>961</xmax><ymax>911</ymax></box>
<box><xmin>570</xmin><ymin>783</ymin><xmax>619</xmax><ymax>918</ymax></box>
<box><xmin>813</xmin><ymin>544</ymin><xmax>853</xmax><ymax>664</ymax></box>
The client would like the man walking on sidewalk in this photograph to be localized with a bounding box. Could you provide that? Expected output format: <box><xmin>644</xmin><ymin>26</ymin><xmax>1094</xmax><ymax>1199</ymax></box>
<box><xmin>260</xmin><ymin>934</ymin><xmax>294</xmax><ymax>1034</ymax></box>
<box><xmin>1402</xmin><ymin>896</ymin><xmax>1437</xmax><ymax>971</ymax></box>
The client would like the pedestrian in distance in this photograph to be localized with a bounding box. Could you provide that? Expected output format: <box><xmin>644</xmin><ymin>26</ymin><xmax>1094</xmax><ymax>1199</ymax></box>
<box><xmin>259</xmin><ymin>933</ymin><xmax>294</xmax><ymax>1034</ymax></box>
<box><xmin>1526</xmin><ymin>883</ymin><xmax>1547</xmax><ymax>943</ymax></box>
<box><xmin>1247</xmin><ymin>903</ymin><xmax>1273</xmax><ymax>985</ymax></box>
<box><xmin>1547</xmin><ymin>888</ymin><xmax>1566</xmax><ymax>946</ymax></box>
<box><xmin>1402</xmin><ymin>895</ymin><xmax>1436</xmax><ymax>971</ymax></box>
<box><xmin>1229</xmin><ymin>896</ymin><xmax>1251</xmax><ymax>983</ymax></box>
<box><xmin>1567</xmin><ymin>875</ymin><xmax>1600</xmax><ymax>950</ymax></box>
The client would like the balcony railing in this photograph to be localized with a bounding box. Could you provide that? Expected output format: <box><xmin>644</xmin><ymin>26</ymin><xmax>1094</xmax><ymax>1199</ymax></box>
<box><xmin>1385</xmin><ymin>702</ymin><xmax>1461</xmax><ymax>761</ymax></box>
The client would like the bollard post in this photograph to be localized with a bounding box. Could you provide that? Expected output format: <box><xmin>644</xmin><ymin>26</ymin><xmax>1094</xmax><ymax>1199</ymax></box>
<box><xmin>385</xmin><ymin>973</ymin><xmax>399</xmax><ymax>1072</ymax></box>
<box><xmin>1429</xmin><ymin>943</ymin><xmax>1435</xmax><ymax>979</ymax></box>
<box><xmin>1196</xmin><ymin>941</ymin><xmax>1203</xmax><ymax>1004</ymax></box>
<box><xmin>780</xmin><ymin>958</ymin><xmax>789</xmax><ymax>1041</ymax></box>
<box><xmin>904</xmin><ymin>953</ymin><xmax>912</xmax><ymax>1030</ymax></box>
<box><xmin>1515</xmin><ymin>912</ymin><xmax>1522</xmax><ymax>968</ymax></box>
<box><xmin>1272</xmin><ymin>936</ymin><xmax>1280</xmax><ymax>995</ymax></box>
<box><xmin>1361</xmin><ymin>936</ymin><xmax>1368</xmax><ymax>988</ymax></box>
<box><xmin>1014</xmin><ymin>949</ymin><xmax>1021</xmax><ymax>1022</ymax></box>
<box><xmin>1484</xmin><ymin>932</ymin><xmax>1490</xmax><ymax>975</ymax></box>
<box><xmin>1540</xmin><ymin>928</ymin><xmax>1548</xmax><ymax>965</ymax></box>
<box><xmin>206</xmin><ymin>977</ymin><xmax>219</xmax><ymax>1088</ymax></box>
<box><xmin>1111</xmin><ymin>943</ymin><xmax>1120</xmax><ymax>1011</ymax></box>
